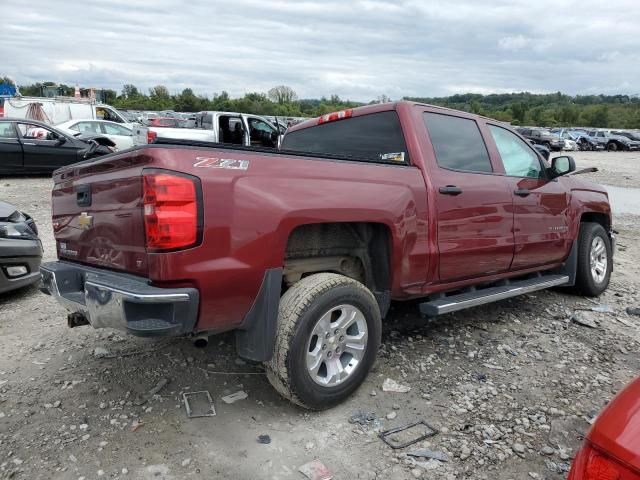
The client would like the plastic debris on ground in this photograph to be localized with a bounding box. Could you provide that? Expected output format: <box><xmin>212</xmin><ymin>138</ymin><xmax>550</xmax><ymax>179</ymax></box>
<box><xmin>221</xmin><ymin>390</ymin><xmax>248</xmax><ymax>404</ymax></box>
<box><xmin>298</xmin><ymin>459</ymin><xmax>333</xmax><ymax>480</ymax></box>
<box><xmin>382</xmin><ymin>378</ymin><xmax>411</xmax><ymax>393</ymax></box>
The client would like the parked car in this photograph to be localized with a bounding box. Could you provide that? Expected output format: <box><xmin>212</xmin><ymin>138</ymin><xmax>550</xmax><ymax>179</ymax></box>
<box><xmin>587</xmin><ymin>130</ymin><xmax>640</xmax><ymax>151</ymax></box>
<box><xmin>0</xmin><ymin>201</ymin><xmax>42</xmax><ymax>294</ymax></box>
<box><xmin>612</xmin><ymin>130</ymin><xmax>640</xmax><ymax>142</ymax></box>
<box><xmin>41</xmin><ymin>101</ymin><xmax>613</xmax><ymax>409</ymax></box>
<box><xmin>516</xmin><ymin>127</ymin><xmax>565</xmax><ymax>151</ymax></box>
<box><xmin>55</xmin><ymin>119</ymin><xmax>147</xmax><ymax>151</ymax></box>
<box><xmin>147</xmin><ymin>117</ymin><xmax>182</xmax><ymax>128</ymax></box>
<box><xmin>568</xmin><ymin>376</ymin><xmax>640</xmax><ymax>479</ymax></box>
<box><xmin>0</xmin><ymin>118</ymin><xmax>116</xmax><ymax>174</ymax></box>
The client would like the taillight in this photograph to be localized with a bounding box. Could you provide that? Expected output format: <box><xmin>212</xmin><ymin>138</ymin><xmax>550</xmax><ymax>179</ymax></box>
<box><xmin>147</xmin><ymin>130</ymin><xmax>157</xmax><ymax>144</ymax></box>
<box><xmin>142</xmin><ymin>172</ymin><xmax>201</xmax><ymax>252</ymax></box>
<box><xmin>569</xmin><ymin>442</ymin><xmax>640</xmax><ymax>480</ymax></box>
<box><xmin>318</xmin><ymin>109</ymin><xmax>353</xmax><ymax>124</ymax></box>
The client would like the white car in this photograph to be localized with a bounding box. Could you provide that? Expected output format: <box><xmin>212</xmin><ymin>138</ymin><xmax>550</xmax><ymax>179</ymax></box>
<box><xmin>55</xmin><ymin>120</ymin><xmax>141</xmax><ymax>151</ymax></box>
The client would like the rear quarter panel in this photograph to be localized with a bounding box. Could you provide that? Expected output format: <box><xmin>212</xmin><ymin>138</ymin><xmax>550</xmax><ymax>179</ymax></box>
<box><xmin>144</xmin><ymin>146</ymin><xmax>429</xmax><ymax>332</ymax></box>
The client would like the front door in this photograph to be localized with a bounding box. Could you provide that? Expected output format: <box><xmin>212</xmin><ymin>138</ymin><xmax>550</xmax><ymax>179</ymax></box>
<box><xmin>0</xmin><ymin>121</ymin><xmax>23</xmax><ymax>173</ymax></box>
<box><xmin>17</xmin><ymin>122</ymin><xmax>79</xmax><ymax>173</ymax></box>
<box><xmin>422</xmin><ymin>111</ymin><xmax>515</xmax><ymax>282</ymax></box>
<box><xmin>486</xmin><ymin>124</ymin><xmax>571</xmax><ymax>269</ymax></box>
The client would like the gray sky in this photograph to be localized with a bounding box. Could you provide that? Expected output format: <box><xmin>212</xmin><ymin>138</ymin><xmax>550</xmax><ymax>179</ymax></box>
<box><xmin>2</xmin><ymin>0</ymin><xmax>639</xmax><ymax>101</ymax></box>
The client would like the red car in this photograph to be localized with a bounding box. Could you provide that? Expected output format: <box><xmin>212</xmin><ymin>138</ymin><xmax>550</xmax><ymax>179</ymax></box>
<box><xmin>569</xmin><ymin>377</ymin><xmax>640</xmax><ymax>479</ymax></box>
<box><xmin>148</xmin><ymin>117</ymin><xmax>181</xmax><ymax>128</ymax></box>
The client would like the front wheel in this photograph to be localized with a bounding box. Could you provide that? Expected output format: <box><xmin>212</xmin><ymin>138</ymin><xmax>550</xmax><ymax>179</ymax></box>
<box><xmin>266</xmin><ymin>273</ymin><xmax>381</xmax><ymax>410</ymax></box>
<box><xmin>575</xmin><ymin>222</ymin><xmax>612</xmax><ymax>296</ymax></box>
<box><xmin>607</xmin><ymin>142</ymin><xmax>618</xmax><ymax>152</ymax></box>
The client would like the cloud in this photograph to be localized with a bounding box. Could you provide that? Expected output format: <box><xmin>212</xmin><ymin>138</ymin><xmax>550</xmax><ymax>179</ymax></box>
<box><xmin>1</xmin><ymin>0</ymin><xmax>639</xmax><ymax>101</ymax></box>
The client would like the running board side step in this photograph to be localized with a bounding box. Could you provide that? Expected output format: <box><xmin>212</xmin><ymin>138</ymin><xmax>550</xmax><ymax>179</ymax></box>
<box><xmin>419</xmin><ymin>274</ymin><xmax>569</xmax><ymax>316</ymax></box>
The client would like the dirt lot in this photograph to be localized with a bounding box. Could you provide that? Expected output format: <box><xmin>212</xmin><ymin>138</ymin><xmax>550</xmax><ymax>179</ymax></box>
<box><xmin>1</xmin><ymin>151</ymin><xmax>639</xmax><ymax>480</ymax></box>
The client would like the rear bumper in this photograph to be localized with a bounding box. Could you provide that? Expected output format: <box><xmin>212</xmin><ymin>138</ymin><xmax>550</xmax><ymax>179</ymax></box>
<box><xmin>0</xmin><ymin>239</ymin><xmax>42</xmax><ymax>294</ymax></box>
<box><xmin>40</xmin><ymin>261</ymin><xmax>199</xmax><ymax>337</ymax></box>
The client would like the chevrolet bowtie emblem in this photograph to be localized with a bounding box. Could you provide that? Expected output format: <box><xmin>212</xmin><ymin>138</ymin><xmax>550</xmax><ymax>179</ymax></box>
<box><xmin>78</xmin><ymin>212</ymin><xmax>93</xmax><ymax>230</ymax></box>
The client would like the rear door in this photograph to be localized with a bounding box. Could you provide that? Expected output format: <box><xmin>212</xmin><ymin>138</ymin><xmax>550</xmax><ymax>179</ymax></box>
<box><xmin>0</xmin><ymin>121</ymin><xmax>23</xmax><ymax>173</ymax></box>
<box><xmin>422</xmin><ymin>110</ymin><xmax>515</xmax><ymax>282</ymax></box>
<box><xmin>100</xmin><ymin>122</ymin><xmax>135</xmax><ymax>150</ymax></box>
<box><xmin>486</xmin><ymin>124</ymin><xmax>571</xmax><ymax>269</ymax></box>
<box><xmin>17</xmin><ymin>122</ymin><xmax>80</xmax><ymax>173</ymax></box>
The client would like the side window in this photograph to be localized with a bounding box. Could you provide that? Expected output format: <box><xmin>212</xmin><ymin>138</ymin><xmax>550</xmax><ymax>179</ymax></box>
<box><xmin>17</xmin><ymin>123</ymin><xmax>59</xmax><ymax>140</ymax></box>
<box><xmin>76</xmin><ymin>122</ymin><xmax>100</xmax><ymax>134</ymax></box>
<box><xmin>69</xmin><ymin>123</ymin><xmax>81</xmax><ymax>132</ymax></box>
<box><xmin>489</xmin><ymin>125</ymin><xmax>543</xmax><ymax>179</ymax></box>
<box><xmin>218</xmin><ymin>115</ymin><xmax>244</xmax><ymax>145</ymax></box>
<box><xmin>248</xmin><ymin>118</ymin><xmax>276</xmax><ymax>147</ymax></box>
<box><xmin>103</xmin><ymin>123</ymin><xmax>131</xmax><ymax>135</ymax></box>
<box><xmin>423</xmin><ymin>112</ymin><xmax>492</xmax><ymax>173</ymax></box>
<box><xmin>201</xmin><ymin>114</ymin><xmax>213</xmax><ymax>130</ymax></box>
<box><xmin>0</xmin><ymin>122</ymin><xmax>17</xmax><ymax>139</ymax></box>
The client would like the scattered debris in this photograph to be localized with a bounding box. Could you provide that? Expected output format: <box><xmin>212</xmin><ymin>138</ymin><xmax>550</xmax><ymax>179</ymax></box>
<box><xmin>221</xmin><ymin>390</ymin><xmax>248</xmax><ymax>404</ymax></box>
<box><xmin>571</xmin><ymin>312</ymin><xmax>599</xmax><ymax>328</ymax></box>
<box><xmin>378</xmin><ymin>420</ymin><xmax>438</xmax><ymax>449</ymax></box>
<box><xmin>298</xmin><ymin>459</ymin><xmax>333</xmax><ymax>480</ymax></box>
<box><xmin>348</xmin><ymin>411</ymin><xmax>377</xmax><ymax>426</ymax></box>
<box><xmin>406</xmin><ymin>448</ymin><xmax>449</xmax><ymax>462</ymax></box>
<box><xmin>93</xmin><ymin>347</ymin><xmax>110</xmax><ymax>358</ymax></box>
<box><xmin>131</xmin><ymin>420</ymin><xmax>144</xmax><ymax>432</ymax></box>
<box><xmin>616</xmin><ymin>316</ymin><xmax>636</xmax><ymax>327</ymax></box>
<box><xmin>386</xmin><ymin>411</ymin><xmax>397</xmax><ymax>420</ymax></box>
<box><xmin>183</xmin><ymin>391</ymin><xmax>216</xmax><ymax>418</ymax></box>
<box><xmin>382</xmin><ymin>378</ymin><xmax>411</xmax><ymax>393</ymax></box>
<box><xmin>134</xmin><ymin>378</ymin><xmax>169</xmax><ymax>406</ymax></box>
<box><xmin>626</xmin><ymin>307</ymin><xmax>640</xmax><ymax>316</ymax></box>
<box><xmin>590</xmin><ymin>304</ymin><xmax>612</xmax><ymax>313</ymax></box>
<box><xmin>257</xmin><ymin>434</ymin><xmax>271</xmax><ymax>444</ymax></box>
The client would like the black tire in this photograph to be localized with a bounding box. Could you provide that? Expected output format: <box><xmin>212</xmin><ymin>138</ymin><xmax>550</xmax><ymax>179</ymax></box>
<box><xmin>607</xmin><ymin>142</ymin><xmax>618</xmax><ymax>152</ymax></box>
<box><xmin>266</xmin><ymin>273</ymin><xmax>381</xmax><ymax>410</ymax></box>
<box><xmin>574</xmin><ymin>222</ymin><xmax>612</xmax><ymax>296</ymax></box>
<box><xmin>543</xmin><ymin>141</ymin><xmax>551</xmax><ymax>150</ymax></box>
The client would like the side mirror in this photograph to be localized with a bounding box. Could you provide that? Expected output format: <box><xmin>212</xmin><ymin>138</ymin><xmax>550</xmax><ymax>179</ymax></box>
<box><xmin>550</xmin><ymin>155</ymin><xmax>576</xmax><ymax>178</ymax></box>
<box><xmin>55</xmin><ymin>136</ymin><xmax>67</xmax><ymax>146</ymax></box>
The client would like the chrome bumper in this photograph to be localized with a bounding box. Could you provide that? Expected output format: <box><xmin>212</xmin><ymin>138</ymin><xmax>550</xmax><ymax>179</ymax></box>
<box><xmin>40</xmin><ymin>261</ymin><xmax>199</xmax><ymax>337</ymax></box>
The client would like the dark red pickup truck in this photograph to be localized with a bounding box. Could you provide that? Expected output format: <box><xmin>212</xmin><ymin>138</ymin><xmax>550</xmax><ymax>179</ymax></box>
<box><xmin>41</xmin><ymin>101</ymin><xmax>614</xmax><ymax>409</ymax></box>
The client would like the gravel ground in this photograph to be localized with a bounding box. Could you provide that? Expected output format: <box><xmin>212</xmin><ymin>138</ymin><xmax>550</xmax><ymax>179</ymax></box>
<box><xmin>1</xmin><ymin>151</ymin><xmax>639</xmax><ymax>480</ymax></box>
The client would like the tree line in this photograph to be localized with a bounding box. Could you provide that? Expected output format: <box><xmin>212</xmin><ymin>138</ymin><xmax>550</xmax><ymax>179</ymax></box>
<box><xmin>3</xmin><ymin>76</ymin><xmax>640</xmax><ymax>128</ymax></box>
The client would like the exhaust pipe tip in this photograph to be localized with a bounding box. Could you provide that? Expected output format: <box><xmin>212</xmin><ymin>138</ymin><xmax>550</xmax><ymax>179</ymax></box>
<box><xmin>192</xmin><ymin>333</ymin><xmax>209</xmax><ymax>348</ymax></box>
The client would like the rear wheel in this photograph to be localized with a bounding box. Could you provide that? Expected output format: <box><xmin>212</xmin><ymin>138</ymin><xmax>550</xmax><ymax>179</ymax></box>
<box><xmin>607</xmin><ymin>142</ymin><xmax>618</xmax><ymax>152</ymax></box>
<box><xmin>575</xmin><ymin>222</ymin><xmax>612</xmax><ymax>296</ymax></box>
<box><xmin>266</xmin><ymin>273</ymin><xmax>381</xmax><ymax>410</ymax></box>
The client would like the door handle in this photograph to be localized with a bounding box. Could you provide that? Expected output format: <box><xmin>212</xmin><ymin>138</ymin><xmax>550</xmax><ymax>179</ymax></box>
<box><xmin>23</xmin><ymin>142</ymin><xmax>36</xmax><ymax>146</ymax></box>
<box><xmin>439</xmin><ymin>185</ymin><xmax>462</xmax><ymax>195</ymax></box>
<box><xmin>514</xmin><ymin>188</ymin><xmax>531</xmax><ymax>197</ymax></box>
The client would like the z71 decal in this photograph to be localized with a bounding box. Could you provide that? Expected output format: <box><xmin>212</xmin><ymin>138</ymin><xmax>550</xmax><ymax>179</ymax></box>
<box><xmin>194</xmin><ymin>157</ymin><xmax>250</xmax><ymax>170</ymax></box>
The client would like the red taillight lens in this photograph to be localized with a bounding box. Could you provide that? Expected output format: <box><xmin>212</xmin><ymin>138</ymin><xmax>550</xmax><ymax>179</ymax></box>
<box><xmin>569</xmin><ymin>442</ymin><xmax>640</xmax><ymax>480</ymax></box>
<box><xmin>143</xmin><ymin>172</ymin><xmax>200</xmax><ymax>251</ymax></box>
<box><xmin>147</xmin><ymin>130</ymin><xmax>157</xmax><ymax>144</ymax></box>
<box><xmin>318</xmin><ymin>109</ymin><xmax>353</xmax><ymax>124</ymax></box>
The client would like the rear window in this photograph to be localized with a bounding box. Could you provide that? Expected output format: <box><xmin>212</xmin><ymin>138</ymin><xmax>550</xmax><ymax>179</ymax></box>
<box><xmin>281</xmin><ymin>111</ymin><xmax>409</xmax><ymax>163</ymax></box>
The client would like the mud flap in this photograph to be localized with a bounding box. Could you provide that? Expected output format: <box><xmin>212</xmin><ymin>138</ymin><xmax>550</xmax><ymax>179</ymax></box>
<box><xmin>235</xmin><ymin>268</ymin><xmax>282</xmax><ymax>362</ymax></box>
<box><xmin>551</xmin><ymin>240</ymin><xmax>577</xmax><ymax>286</ymax></box>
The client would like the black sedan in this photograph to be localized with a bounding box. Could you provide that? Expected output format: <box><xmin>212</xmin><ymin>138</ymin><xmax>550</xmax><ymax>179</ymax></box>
<box><xmin>0</xmin><ymin>118</ymin><xmax>115</xmax><ymax>175</ymax></box>
<box><xmin>0</xmin><ymin>201</ymin><xmax>42</xmax><ymax>294</ymax></box>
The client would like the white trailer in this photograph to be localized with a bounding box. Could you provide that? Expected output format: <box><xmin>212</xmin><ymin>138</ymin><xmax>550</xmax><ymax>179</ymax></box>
<box><xmin>3</xmin><ymin>96</ymin><xmax>135</xmax><ymax>128</ymax></box>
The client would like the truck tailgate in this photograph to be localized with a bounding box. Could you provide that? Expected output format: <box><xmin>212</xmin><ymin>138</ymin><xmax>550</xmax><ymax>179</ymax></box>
<box><xmin>52</xmin><ymin>155</ymin><xmax>149</xmax><ymax>276</ymax></box>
